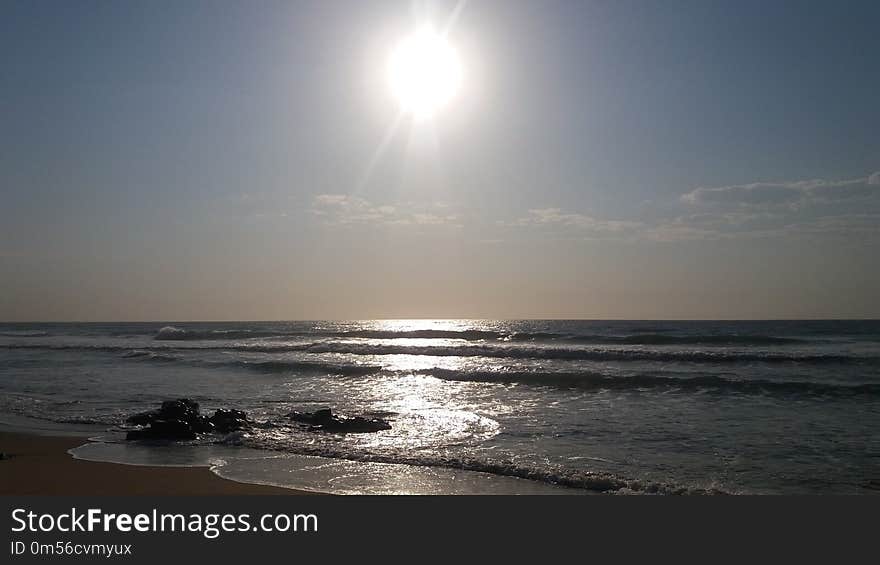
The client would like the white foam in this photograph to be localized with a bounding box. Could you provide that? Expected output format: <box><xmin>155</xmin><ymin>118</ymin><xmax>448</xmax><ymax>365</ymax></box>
<box><xmin>69</xmin><ymin>441</ymin><xmax>582</xmax><ymax>495</ymax></box>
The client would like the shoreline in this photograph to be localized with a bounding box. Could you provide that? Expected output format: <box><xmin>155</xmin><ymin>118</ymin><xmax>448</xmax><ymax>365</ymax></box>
<box><xmin>0</xmin><ymin>431</ymin><xmax>317</xmax><ymax>495</ymax></box>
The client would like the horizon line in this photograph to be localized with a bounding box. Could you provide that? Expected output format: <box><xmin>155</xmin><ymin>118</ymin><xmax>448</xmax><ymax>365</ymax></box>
<box><xmin>2</xmin><ymin>317</ymin><xmax>879</xmax><ymax>324</ymax></box>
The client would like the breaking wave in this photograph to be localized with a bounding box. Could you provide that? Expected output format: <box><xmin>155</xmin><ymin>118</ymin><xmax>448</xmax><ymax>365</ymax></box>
<box><xmin>421</xmin><ymin>368</ymin><xmax>880</xmax><ymax>397</ymax></box>
<box><xmin>119</xmin><ymin>348</ymin><xmax>382</xmax><ymax>376</ymax></box>
<box><xmin>560</xmin><ymin>334</ymin><xmax>807</xmax><ymax>345</ymax></box>
<box><xmin>300</xmin><ymin>342</ymin><xmax>873</xmax><ymax>365</ymax></box>
<box><xmin>118</xmin><ymin>350</ymin><xmax>880</xmax><ymax>397</ymax></box>
<box><xmin>150</xmin><ymin>326</ymin><xmax>815</xmax><ymax>346</ymax></box>
<box><xmin>242</xmin><ymin>434</ymin><xmax>728</xmax><ymax>495</ymax></box>
<box><xmin>337</xmin><ymin>329</ymin><xmax>506</xmax><ymax>340</ymax></box>
<box><xmin>121</xmin><ymin>350</ymin><xmax>179</xmax><ymax>362</ymax></box>
<box><xmin>4</xmin><ymin>341</ymin><xmax>877</xmax><ymax>365</ymax></box>
<box><xmin>153</xmin><ymin>326</ymin><xmax>300</xmax><ymax>341</ymax></box>
<box><xmin>230</xmin><ymin>359</ymin><xmax>381</xmax><ymax>377</ymax></box>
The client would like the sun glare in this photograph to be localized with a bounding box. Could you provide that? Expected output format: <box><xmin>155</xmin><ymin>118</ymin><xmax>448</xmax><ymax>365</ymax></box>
<box><xmin>388</xmin><ymin>27</ymin><xmax>462</xmax><ymax>119</ymax></box>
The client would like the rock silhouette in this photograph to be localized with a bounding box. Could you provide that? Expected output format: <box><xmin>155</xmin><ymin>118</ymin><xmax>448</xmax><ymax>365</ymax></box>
<box><xmin>210</xmin><ymin>408</ymin><xmax>250</xmax><ymax>433</ymax></box>
<box><xmin>125</xmin><ymin>400</ymin><xmax>388</xmax><ymax>440</ymax></box>
<box><xmin>288</xmin><ymin>408</ymin><xmax>391</xmax><ymax>433</ymax></box>
<box><xmin>125</xmin><ymin>399</ymin><xmax>250</xmax><ymax>441</ymax></box>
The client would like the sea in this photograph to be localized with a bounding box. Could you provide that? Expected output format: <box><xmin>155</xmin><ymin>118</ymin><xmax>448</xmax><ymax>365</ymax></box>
<box><xmin>1</xmin><ymin>320</ymin><xmax>878</xmax><ymax>494</ymax></box>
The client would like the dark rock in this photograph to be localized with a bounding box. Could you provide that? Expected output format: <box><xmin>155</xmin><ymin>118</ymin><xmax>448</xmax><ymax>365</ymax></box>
<box><xmin>126</xmin><ymin>410</ymin><xmax>159</xmax><ymax>427</ymax></box>
<box><xmin>126</xmin><ymin>419</ymin><xmax>196</xmax><ymax>441</ymax></box>
<box><xmin>289</xmin><ymin>408</ymin><xmax>333</xmax><ymax>426</ymax></box>
<box><xmin>191</xmin><ymin>415</ymin><xmax>215</xmax><ymax>434</ymax></box>
<box><xmin>125</xmin><ymin>399</ymin><xmax>253</xmax><ymax>441</ymax></box>
<box><xmin>322</xmin><ymin>416</ymin><xmax>392</xmax><ymax>433</ymax></box>
<box><xmin>125</xmin><ymin>398</ymin><xmax>200</xmax><ymax>428</ymax></box>
<box><xmin>126</xmin><ymin>398</ymin><xmax>206</xmax><ymax>441</ymax></box>
<box><xmin>210</xmin><ymin>409</ymin><xmax>250</xmax><ymax>433</ymax></box>
<box><xmin>311</xmin><ymin>408</ymin><xmax>333</xmax><ymax>421</ymax></box>
<box><xmin>159</xmin><ymin>399</ymin><xmax>200</xmax><ymax>420</ymax></box>
<box><xmin>288</xmin><ymin>408</ymin><xmax>391</xmax><ymax>434</ymax></box>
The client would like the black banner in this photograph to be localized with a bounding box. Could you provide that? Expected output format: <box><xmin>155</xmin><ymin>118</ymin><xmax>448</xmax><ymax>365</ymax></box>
<box><xmin>1</xmin><ymin>496</ymin><xmax>875</xmax><ymax>562</ymax></box>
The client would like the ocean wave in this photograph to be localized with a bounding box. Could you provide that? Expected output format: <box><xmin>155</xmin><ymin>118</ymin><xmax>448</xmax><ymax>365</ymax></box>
<box><xmin>232</xmin><ymin>359</ymin><xmax>381</xmax><ymax>376</ymax></box>
<box><xmin>122</xmin><ymin>348</ymin><xmax>382</xmax><ymax>376</ymax></box>
<box><xmin>336</xmin><ymin>329</ymin><xmax>507</xmax><ymax>340</ymax></box>
<box><xmin>4</xmin><ymin>397</ymin><xmax>726</xmax><ymax>494</ymax></box>
<box><xmin>301</xmin><ymin>342</ymin><xmax>873</xmax><ymax>365</ymax></box>
<box><xmin>5</xmin><ymin>340</ymin><xmax>879</xmax><ymax>365</ymax></box>
<box><xmin>151</xmin><ymin>325</ymin><xmax>809</xmax><ymax>346</ymax></box>
<box><xmin>153</xmin><ymin>326</ymin><xmax>518</xmax><ymax>342</ymax></box>
<box><xmin>118</xmin><ymin>351</ymin><xmax>880</xmax><ymax>396</ymax></box>
<box><xmin>121</xmin><ymin>350</ymin><xmax>179</xmax><ymax>362</ymax></box>
<box><xmin>1</xmin><ymin>344</ymin><xmax>143</xmax><ymax>353</ymax></box>
<box><xmin>421</xmin><ymin>368</ymin><xmax>880</xmax><ymax>397</ymax></box>
<box><xmin>153</xmin><ymin>326</ymin><xmax>301</xmax><ymax>341</ymax></box>
<box><xmin>47</xmin><ymin>415</ymin><xmax>124</xmax><ymax>425</ymax></box>
<box><xmin>0</xmin><ymin>330</ymin><xmax>50</xmax><ymax>337</ymax></box>
<box><xmin>0</xmin><ymin>395</ymin><xmax>124</xmax><ymax>427</ymax></box>
<box><xmin>339</xmin><ymin>329</ymin><xmax>809</xmax><ymax>345</ymax></box>
<box><xmin>242</xmin><ymin>434</ymin><xmax>727</xmax><ymax>495</ymax></box>
<box><xmin>561</xmin><ymin>334</ymin><xmax>807</xmax><ymax>345</ymax></box>
<box><xmin>121</xmin><ymin>343</ymin><xmax>879</xmax><ymax>396</ymax></box>
<box><xmin>0</xmin><ymin>343</ymin><xmax>313</xmax><ymax>354</ymax></box>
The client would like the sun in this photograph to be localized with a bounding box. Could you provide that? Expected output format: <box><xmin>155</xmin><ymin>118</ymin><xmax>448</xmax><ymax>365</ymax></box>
<box><xmin>387</xmin><ymin>27</ymin><xmax>462</xmax><ymax>119</ymax></box>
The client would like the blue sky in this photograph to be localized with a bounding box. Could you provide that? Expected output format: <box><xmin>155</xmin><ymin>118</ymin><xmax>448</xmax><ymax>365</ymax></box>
<box><xmin>2</xmin><ymin>0</ymin><xmax>879</xmax><ymax>320</ymax></box>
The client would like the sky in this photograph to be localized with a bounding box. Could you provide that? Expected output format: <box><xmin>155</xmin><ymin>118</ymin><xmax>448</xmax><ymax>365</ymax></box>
<box><xmin>2</xmin><ymin>0</ymin><xmax>879</xmax><ymax>321</ymax></box>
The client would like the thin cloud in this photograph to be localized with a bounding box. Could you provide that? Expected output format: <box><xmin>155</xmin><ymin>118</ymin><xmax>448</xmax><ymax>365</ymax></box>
<box><xmin>508</xmin><ymin>208</ymin><xmax>643</xmax><ymax>236</ymax></box>
<box><xmin>662</xmin><ymin>171</ymin><xmax>880</xmax><ymax>239</ymax></box>
<box><xmin>681</xmin><ymin>172</ymin><xmax>880</xmax><ymax>208</ymax></box>
<box><xmin>511</xmin><ymin>170</ymin><xmax>880</xmax><ymax>242</ymax></box>
<box><xmin>311</xmin><ymin>194</ymin><xmax>460</xmax><ymax>227</ymax></box>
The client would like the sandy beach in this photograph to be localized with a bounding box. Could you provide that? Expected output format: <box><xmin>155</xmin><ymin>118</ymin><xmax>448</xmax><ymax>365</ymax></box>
<box><xmin>0</xmin><ymin>431</ymin><xmax>314</xmax><ymax>495</ymax></box>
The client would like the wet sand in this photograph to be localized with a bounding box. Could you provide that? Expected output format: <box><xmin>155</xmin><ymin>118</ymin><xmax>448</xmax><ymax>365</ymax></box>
<box><xmin>0</xmin><ymin>431</ymin><xmax>315</xmax><ymax>495</ymax></box>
